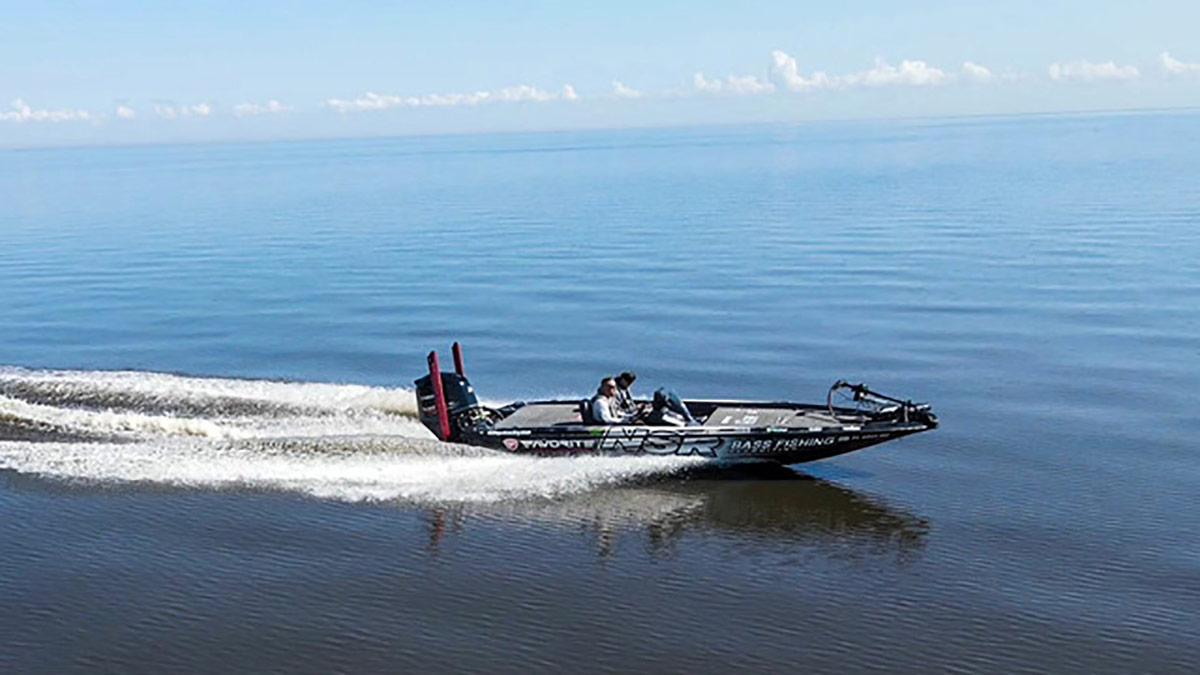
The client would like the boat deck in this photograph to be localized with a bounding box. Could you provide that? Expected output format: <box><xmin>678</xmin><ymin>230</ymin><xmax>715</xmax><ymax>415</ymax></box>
<box><xmin>492</xmin><ymin>401</ymin><xmax>846</xmax><ymax>430</ymax></box>
<box><xmin>494</xmin><ymin>402</ymin><xmax>584</xmax><ymax>429</ymax></box>
<box><xmin>703</xmin><ymin>406</ymin><xmax>841</xmax><ymax>428</ymax></box>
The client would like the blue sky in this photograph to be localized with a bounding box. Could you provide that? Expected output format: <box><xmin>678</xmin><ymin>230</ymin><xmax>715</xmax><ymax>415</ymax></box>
<box><xmin>3</xmin><ymin>0</ymin><xmax>1200</xmax><ymax>146</ymax></box>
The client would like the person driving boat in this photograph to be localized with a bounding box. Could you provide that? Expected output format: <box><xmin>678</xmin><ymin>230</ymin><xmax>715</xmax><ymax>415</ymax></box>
<box><xmin>591</xmin><ymin>377</ymin><xmax>637</xmax><ymax>425</ymax></box>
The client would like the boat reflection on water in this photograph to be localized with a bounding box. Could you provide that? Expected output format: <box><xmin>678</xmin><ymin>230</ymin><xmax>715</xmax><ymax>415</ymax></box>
<box><xmin>422</xmin><ymin>466</ymin><xmax>930</xmax><ymax>563</ymax></box>
<box><xmin>0</xmin><ymin>423</ymin><xmax>928</xmax><ymax>565</ymax></box>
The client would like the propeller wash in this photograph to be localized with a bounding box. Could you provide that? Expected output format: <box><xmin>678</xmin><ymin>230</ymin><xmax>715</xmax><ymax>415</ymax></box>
<box><xmin>0</xmin><ymin>366</ymin><xmax>703</xmax><ymax>503</ymax></box>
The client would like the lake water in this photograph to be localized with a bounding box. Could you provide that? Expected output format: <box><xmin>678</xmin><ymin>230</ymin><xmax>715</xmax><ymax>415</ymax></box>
<box><xmin>2</xmin><ymin>112</ymin><xmax>1198</xmax><ymax>673</ymax></box>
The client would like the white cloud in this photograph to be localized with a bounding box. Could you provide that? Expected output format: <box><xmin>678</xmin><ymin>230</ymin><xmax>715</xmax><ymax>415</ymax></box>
<box><xmin>233</xmin><ymin>100</ymin><xmax>293</xmax><ymax>117</ymax></box>
<box><xmin>692</xmin><ymin>72</ymin><xmax>775</xmax><ymax>95</ymax></box>
<box><xmin>611</xmin><ymin>80</ymin><xmax>643</xmax><ymax>99</ymax></box>
<box><xmin>326</xmin><ymin>84</ymin><xmax>577</xmax><ymax>112</ymax></box>
<box><xmin>1160</xmin><ymin>52</ymin><xmax>1200</xmax><ymax>75</ymax></box>
<box><xmin>0</xmin><ymin>99</ymin><xmax>91</xmax><ymax>123</ymax></box>
<box><xmin>769</xmin><ymin>51</ymin><xmax>956</xmax><ymax>92</ymax></box>
<box><xmin>1048</xmin><ymin>60</ymin><xmax>1139</xmax><ymax>82</ymax></box>
<box><xmin>115</xmin><ymin>105</ymin><xmax>137</xmax><ymax>119</ymax></box>
<box><xmin>961</xmin><ymin>61</ymin><xmax>993</xmax><ymax>83</ymax></box>
<box><xmin>154</xmin><ymin>103</ymin><xmax>212</xmax><ymax>119</ymax></box>
<box><xmin>330</xmin><ymin>92</ymin><xmax>396</xmax><ymax>111</ymax></box>
<box><xmin>769</xmin><ymin>50</ymin><xmax>833</xmax><ymax>91</ymax></box>
<box><xmin>842</xmin><ymin>58</ymin><xmax>952</xmax><ymax>87</ymax></box>
<box><xmin>493</xmin><ymin>84</ymin><xmax>558</xmax><ymax>103</ymax></box>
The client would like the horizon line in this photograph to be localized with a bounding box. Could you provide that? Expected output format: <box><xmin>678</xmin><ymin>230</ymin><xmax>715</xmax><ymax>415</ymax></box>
<box><xmin>3</xmin><ymin>102</ymin><xmax>1198</xmax><ymax>153</ymax></box>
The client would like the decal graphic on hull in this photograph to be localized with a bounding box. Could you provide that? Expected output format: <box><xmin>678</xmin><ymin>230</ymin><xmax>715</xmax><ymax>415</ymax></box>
<box><xmin>520</xmin><ymin>438</ymin><xmax>597</xmax><ymax>450</ymax></box>
<box><xmin>643</xmin><ymin>434</ymin><xmax>722</xmax><ymax>457</ymax></box>
<box><xmin>598</xmin><ymin>428</ymin><xmax>722</xmax><ymax>457</ymax></box>
<box><xmin>597</xmin><ymin>428</ymin><xmax>649</xmax><ymax>452</ymax></box>
<box><xmin>500</xmin><ymin>429</ymin><xmax>889</xmax><ymax>457</ymax></box>
<box><xmin>727</xmin><ymin>436</ymin><xmax>838</xmax><ymax>454</ymax></box>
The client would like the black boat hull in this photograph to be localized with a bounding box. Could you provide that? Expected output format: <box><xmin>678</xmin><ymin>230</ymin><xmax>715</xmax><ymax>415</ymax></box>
<box><xmin>468</xmin><ymin>420</ymin><xmax>931</xmax><ymax>465</ymax></box>
<box><xmin>414</xmin><ymin>343</ymin><xmax>937</xmax><ymax>466</ymax></box>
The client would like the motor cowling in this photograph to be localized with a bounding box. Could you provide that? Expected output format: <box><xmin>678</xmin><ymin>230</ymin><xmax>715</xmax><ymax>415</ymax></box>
<box><xmin>413</xmin><ymin>372</ymin><xmax>480</xmax><ymax>440</ymax></box>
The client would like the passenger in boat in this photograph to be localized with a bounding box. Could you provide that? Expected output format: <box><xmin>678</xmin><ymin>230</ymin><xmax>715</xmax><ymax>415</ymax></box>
<box><xmin>591</xmin><ymin>377</ymin><xmax>636</xmax><ymax>425</ymax></box>
<box><xmin>613</xmin><ymin>371</ymin><xmax>638</xmax><ymax>416</ymax></box>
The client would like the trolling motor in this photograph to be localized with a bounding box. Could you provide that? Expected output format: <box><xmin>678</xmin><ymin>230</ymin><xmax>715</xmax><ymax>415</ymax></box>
<box><xmin>414</xmin><ymin>342</ymin><xmax>488</xmax><ymax>441</ymax></box>
<box><xmin>826</xmin><ymin>380</ymin><xmax>938</xmax><ymax>427</ymax></box>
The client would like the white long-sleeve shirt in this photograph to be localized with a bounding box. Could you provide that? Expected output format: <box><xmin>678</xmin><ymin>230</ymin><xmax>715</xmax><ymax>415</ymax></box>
<box><xmin>591</xmin><ymin>394</ymin><xmax>633</xmax><ymax>424</ymax></box>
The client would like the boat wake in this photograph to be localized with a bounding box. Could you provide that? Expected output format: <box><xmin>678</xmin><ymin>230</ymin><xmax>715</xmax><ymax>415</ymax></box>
<box><xmin>0</xmin><ymin>366</ymin><xmax>705</xmax><ymax>503</ymax></box>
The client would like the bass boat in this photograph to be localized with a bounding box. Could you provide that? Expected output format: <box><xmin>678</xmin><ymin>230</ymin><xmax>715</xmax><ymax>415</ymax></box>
<box><xmin>415</xmin><ymin>343</ymin><xmax>937</xmax><ymax>466</ymax></box>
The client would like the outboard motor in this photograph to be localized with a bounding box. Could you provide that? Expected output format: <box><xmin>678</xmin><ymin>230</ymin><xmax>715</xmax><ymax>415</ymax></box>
<box><xmin>414</xmin><ymin>372</ymin><xmax>480</xmax><ymax>440</ymax></box>
<box><xmin>414</xmin><ymin>343</ymin><xmax>483</xmax><ymax>441</ymax></box>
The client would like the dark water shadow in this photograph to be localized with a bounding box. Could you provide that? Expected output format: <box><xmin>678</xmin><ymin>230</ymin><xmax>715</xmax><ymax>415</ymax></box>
<box><xmin>1</xmin><ymin>456</ymin><xmax>929</xmax><ymax>566</ymax></box>
<box><xmin>424</xmin><ymin>463</ymin><xmax>930</xmax><ymax>563</ymax></box>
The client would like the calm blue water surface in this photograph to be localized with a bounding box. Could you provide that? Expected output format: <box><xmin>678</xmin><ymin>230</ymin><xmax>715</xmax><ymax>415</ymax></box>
<box><xmin>1</xmin><ymin>112</ymin><xmax>1198</xmax><ymax>673</ymax></box>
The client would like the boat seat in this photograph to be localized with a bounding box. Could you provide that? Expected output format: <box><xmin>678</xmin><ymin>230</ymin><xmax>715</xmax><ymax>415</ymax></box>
<box><xmin>579</xmin><ymin>398</ymin><xmax>596</xmax><ymax>425</ymax></box>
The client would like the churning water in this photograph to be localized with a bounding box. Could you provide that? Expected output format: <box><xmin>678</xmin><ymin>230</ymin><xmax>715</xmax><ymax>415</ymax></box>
<box><xmin>0</xmin><ymin>367</ymin><xmax>704</xmax><ymax>503</ymax></box>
